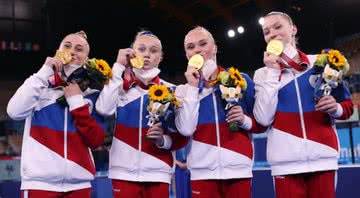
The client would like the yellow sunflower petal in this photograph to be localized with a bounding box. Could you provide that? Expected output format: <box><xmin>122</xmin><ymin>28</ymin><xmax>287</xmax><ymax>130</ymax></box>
<box><xmin>148</xmin><ymin>84</ymin><xmax>170</xmax><ymax>102</ymax></box>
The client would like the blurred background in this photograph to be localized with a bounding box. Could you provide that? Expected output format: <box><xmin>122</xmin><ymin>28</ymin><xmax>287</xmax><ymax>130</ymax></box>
<box><xmin>0</xmin><ymin>0</ymin><xmax>360</xmax><ymax>197</ymax></box>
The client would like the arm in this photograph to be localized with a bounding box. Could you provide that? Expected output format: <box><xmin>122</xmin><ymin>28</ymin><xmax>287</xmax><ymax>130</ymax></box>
<box><xmin>168</xmin><ymin>131</ymin><xmax>190</xmax><ymax>151</ymax></box>
<box><xmin>227</xmin><ymin>73</ymin><xmax>268</xmax><ymax>133</ymax></box>
<box><xmin>336</xmin><ymin>99</ymin><xmax>354</xmax><ymax>120</ymax></box>
<box><xmin>67</xmin><ymin>94</ymin><xmax>105</xmax><ymax>149</ymax></box>
<box><xmin>147</xmin><ymin>117</ymin><xmax>190</xmax><ymax>150</ymax></box>
<box><xmin>95</xmin><ymin>63</ymin><xmax>125</xmax><ymax>116</ymax></box>
<box><xmin>253</xmin><ymin>67</ymin><xmax>282</xmax><ymax>127</ymax></box>
<box><xmin>243</xmin><ymin>74</ymin><xmax>268</xmax><ymax>133</ymax></box>
<box><xmin>7</xmin><ymin>65</ymin><xmax>54</xmax><ymax>120</ymax></box>
<box><xmin>175</xmin><ymin>84</ymin><xmax>200</xmax><ymax>136</ymax></box>
<box><xmin>332</xmin><ymin>82</ymin><xmax>354</xmax><ymax>120</ymax></box>
<box><xmin>317</xmin><ymin>83</ymin><xmax>354</xmax><ymax>120</ymax></box>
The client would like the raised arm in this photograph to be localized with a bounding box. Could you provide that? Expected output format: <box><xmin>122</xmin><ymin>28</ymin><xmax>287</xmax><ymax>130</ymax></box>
<box><xmin>253</xmin><ymin>67</ymin><xmax>282</xmax><ymax>127</ymax></box>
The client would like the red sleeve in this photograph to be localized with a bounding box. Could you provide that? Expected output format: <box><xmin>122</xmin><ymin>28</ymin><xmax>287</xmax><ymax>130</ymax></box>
<box><xmin>70</xmin><ymin>105</ymin><xmax>105</xmax><ymax>149</ymax></box>
<box><xmin>247</xmin><ymin>115</ymin><xmax>268</xmax><ymax>134</ymax></box>
<box><xmin>168</xmin><ymin>132</ymin><xmax>190</xmax><ymax>151</ymax></box>
<box><xmin>337</xmin><ymin>99</ymin><xmax>354</xmax><ymax>120</ymax></box>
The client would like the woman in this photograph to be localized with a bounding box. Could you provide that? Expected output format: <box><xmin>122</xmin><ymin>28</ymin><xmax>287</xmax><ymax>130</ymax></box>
<box><xmin>253</xmin><ymin>11</ymin><xmax>354</xmax><ymax>198</ymax></box>
<box><xmin>7</xmin><ymin>31</ymin><xmax>105</xmax><ymax>197</ymax></box>
<box><xmin>95</xmin><ymin>30</ymin><xmax>189</xmax><ymax>198</ymax></box>
<box><xmin>175</xmin><ymin>26</ymin><xmax>266</xmax><ymax>198</ymax></box>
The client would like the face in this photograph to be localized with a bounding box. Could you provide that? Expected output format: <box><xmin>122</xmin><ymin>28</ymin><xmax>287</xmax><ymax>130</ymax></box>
<box><xmin>132</xmin><ymin>35</ymin><xmax>162</xmax><ymax>70</ymax></box>
<box><xmin>59</xmin><ymin>34</ymin><xmax>89</xmax><ymax>66</ymax></box>
<box><xmin>184</xmin><ymin>29</ymin><xmax>217</xmax><ymax>61</ymax></box>
<box><xmin>262</xmin><ymin>15</ymin><xmax>297</xmax><ymax>46</ymax></box>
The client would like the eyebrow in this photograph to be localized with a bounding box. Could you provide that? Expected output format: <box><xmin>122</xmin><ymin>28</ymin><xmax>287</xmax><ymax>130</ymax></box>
<box><xmin>186</xmin><ymin>38</ymin><xmax>208</xmax><ymax>45</ymax></box>
<box><xmin>136</xmin><ymin>43</ymin><xmax>161</xmax><ymax>49</ymax></box>
<box><xmin>75</xmin><ymin>44</ymin><xmax>84</xmax><ymax>49</ymax></box>
<box><xmin>262</xmin><ymin>22</ymin><xmax>280</xmax><ymax>31</ymax></box>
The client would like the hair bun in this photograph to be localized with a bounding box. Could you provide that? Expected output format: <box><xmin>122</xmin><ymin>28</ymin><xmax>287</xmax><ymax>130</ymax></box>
<box><xmin>75</xmin><ymin>30</ymin><xmax>88</xmax><ymax>40</ymax></box>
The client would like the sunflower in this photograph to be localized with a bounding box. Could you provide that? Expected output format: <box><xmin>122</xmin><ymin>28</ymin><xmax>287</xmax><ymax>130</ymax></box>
<box><xmin>327</xmin><ymin>50</ymin><xmax>346</xmax><ymax>71</ymax></box>
<box><xmin>148</xmin><ymin>84</ymin><xmax>170</xmax><ymax>102</ymax></box>
<box><xmin>171</xmin><ymin>91</ymin><xmax>181</xmax><ymax>107</ymax></box>
<box><xmin>229</xmin><ymin>67</ymin><xmax>247</xmax><ymax>90</ymax></box>
<box><xmin>95</xmin><ymin>59</ymin><xmax>112</xmax><ymax>78</ymax></box>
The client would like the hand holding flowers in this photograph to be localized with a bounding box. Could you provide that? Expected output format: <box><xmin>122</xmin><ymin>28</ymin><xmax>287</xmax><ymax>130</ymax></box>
<box><xmin>56</xmin><ymin>57</ymin><xmax>112</xmax><ymax>105</ymax></box>
<box><xmin>217</xmin><ymin>67</ymin><xmax>247</xmax><ymax>131</ymax></box>
<box><xmin>313</xmin><ymin>49</ymin><xmax>350</xmax><ymax>102</ymax></box>
<box><xmin>146</xmin><ymin>84</ymin><xmax>180</xmax><ymax>143</ymax></box>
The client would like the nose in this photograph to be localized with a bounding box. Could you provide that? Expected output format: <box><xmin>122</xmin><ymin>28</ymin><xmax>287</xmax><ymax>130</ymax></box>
<box><xmin>269</xmin><ymin>31</ymin><xmax>277</xmax><ymax>41</ymax></box>
<box><xmin>69</xmin><ymin>47</ymin><xmax>76</xmax><ymax>56</ymax></box>
<box><xmin>143</xmin><ymin>49</ymin><xmax>150</xmax><ymax>58</ymax></box>
<box><xmin>194</xmin><ymin>46</ymin><xmax>202</xmax><ymax>55</ymax></box>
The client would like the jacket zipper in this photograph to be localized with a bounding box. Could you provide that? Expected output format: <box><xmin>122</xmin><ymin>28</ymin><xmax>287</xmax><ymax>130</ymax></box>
<box><xmin>62</xmin><ymin>107</ymin><xmax>68</xmax><ymax>189</ymax></box>
<box><xmin>138</xmin><ymin>96</ymin><xmax>144</xmax><ymax>178</ymax></box>
<box><xmin>294</xmin><ymin>75</ymin><xmax>307</xmax><ymax>139</ymax></box>
<box><xmin>212</xmin><ymin>92</ymin><xmax>221</xmax><ymax>176</ymax></box>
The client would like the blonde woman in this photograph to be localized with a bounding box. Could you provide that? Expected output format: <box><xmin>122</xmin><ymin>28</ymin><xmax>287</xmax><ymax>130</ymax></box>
<box><xmin>253</xmin><ymin>12</ymin><xmax>354</xmax><ymax>198</ymax></box>
<box><xmin>7</xmin><ymin>31</ymin><xmax>105</xmax><ymax>197</ymax></box>
<box><xmin>96</xmin><ymin>30</ymin><xmax>189</xmax><ymax>198</ymax></box>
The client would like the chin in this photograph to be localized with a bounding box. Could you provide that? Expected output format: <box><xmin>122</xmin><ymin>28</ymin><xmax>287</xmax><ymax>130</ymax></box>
<box><xmin>143</xmin><ymin>65</ymin><xmax>154</xmax><ymax>70</ymax></box>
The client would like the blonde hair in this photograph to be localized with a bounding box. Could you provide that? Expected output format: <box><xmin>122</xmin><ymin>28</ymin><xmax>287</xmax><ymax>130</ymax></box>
<box><xmin>264</xmin><ymin>11</ymin><xmax>294</xmax><ymax>26</ymax></box>
<box><xmin>131</xmin><ymin>30</ymin><xmax>163</xmax><ymax>54</ymax></box>
<box><xmin>184</xmin><ymin>26</ymin><xmax>215</xmax><ymax>45</ymax></box>
<box><xmin>62</xmin><ymin>30</ymin><xmax>90</xmax><ymax>54</ymax></box>
<box><xmin>184</xmin><ymin>26</ymin><xmax>217</xmax><ymax>61</ymax></box>
<box><xmin>73</xmin><ymin>30</ymin><xmax>88</xmax><ymax>40</ymax></box>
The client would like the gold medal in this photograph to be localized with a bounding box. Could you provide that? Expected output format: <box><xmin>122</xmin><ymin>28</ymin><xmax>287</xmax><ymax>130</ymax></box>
<box><xmin>188</xmin><ymin>54</ymin><xmax>204</xmax><ymax>70</ymax></box>
<box><xmin>266</xmin><ymin>40</ymin><xmax>284</xmax><ymax>56</ymax></box>
<box><xmin>130</xmin><ymin>54</ymin><xmax>144</xmax><ymax>69</ymax></box>
<box><xmin>55</xmin><ymin>49</ymin><xmax>72</xmax><ymax>64</ymax></box>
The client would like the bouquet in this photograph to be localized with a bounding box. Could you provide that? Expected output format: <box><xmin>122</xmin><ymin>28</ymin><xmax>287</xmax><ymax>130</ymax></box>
<box><xmin>146</xmin><ymin>84</ymin><xmax>180</xmax><ymax>128</ymax></box>
<box><xmin>57</xmin><ymin>58</ymin><xmax>112</xmax><ymax>105</ymax></box>
<box><xmin>313</xmin><ymin>49</ymin><xmax>350</xmax><ymax>101</ymax></box>
<box><xmin>217</xmin><ymin>67</ymin><xmax>247</xmax><ymax>131</ymax></box>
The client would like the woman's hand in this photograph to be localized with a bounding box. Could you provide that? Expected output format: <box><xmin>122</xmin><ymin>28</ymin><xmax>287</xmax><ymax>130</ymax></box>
<box><xmin>44</xmin><ymin>57</ymin><xmax>64</xmax><ymax>73</ymax></box>
<box><xmin>264</xmin><ymin>52</ymin><xmax>282</xmax><ymax>70</ymax></box>
<box><xmin>116</xmin><ymin>48</ymin><xmax>136</xmax><ymax>67</ymax></box>
<box><xmin>146</xmin><ymin>122</ymin><xmax>165</xmax><ymax>147</ymax></box>
<box><xmin>226</xmin><ymin>105</ymin><xmax>245</xmax><ymax>124</ymax></box>
<box><xmin>315</xmin><ymin>95</ymin><xmax>338</xmax><ymax>114</ymax></box>
<box><xmin>185</xmin><ymin>66</ymin><xmax>200</xmax><ymax>87</ymax></box>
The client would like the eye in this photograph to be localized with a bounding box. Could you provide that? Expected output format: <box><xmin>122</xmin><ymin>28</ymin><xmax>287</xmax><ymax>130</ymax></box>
<box><xmin>75</xmin><ymin>46</ymin><xmax>84</xmax><ymax>52</ymax></box>
<box><xmin>235</xmin><ymin>93</ymin><xmax>239</xmax><ymax>97</ymax></box>
<box><xmin>137</xmin><ymin>47</ymin><xmax>146</xmax><ymax>52</ymax></box>
<box><xmin>199</xmin><ymin>41</ymin><xmax>207</xmax><ymax>47</ymax></box>
<box><xmin>63</xmin><ymin>44</ymin><xmax>71</xmax><ymax>49</ymax></box>
<box><xmin>150</xmin><ymin>48</ymin><xmax>159</xmax><ymax>54</ymax></box>
<box><xmin>186</xmin><ymin>44</ymin><xmax>195</xmax><ymax>50</ymax></box>
<box><xmin>275</xmin><ymin>25</ymin><xmax>282</xmax><ymax>29</ymax></box>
